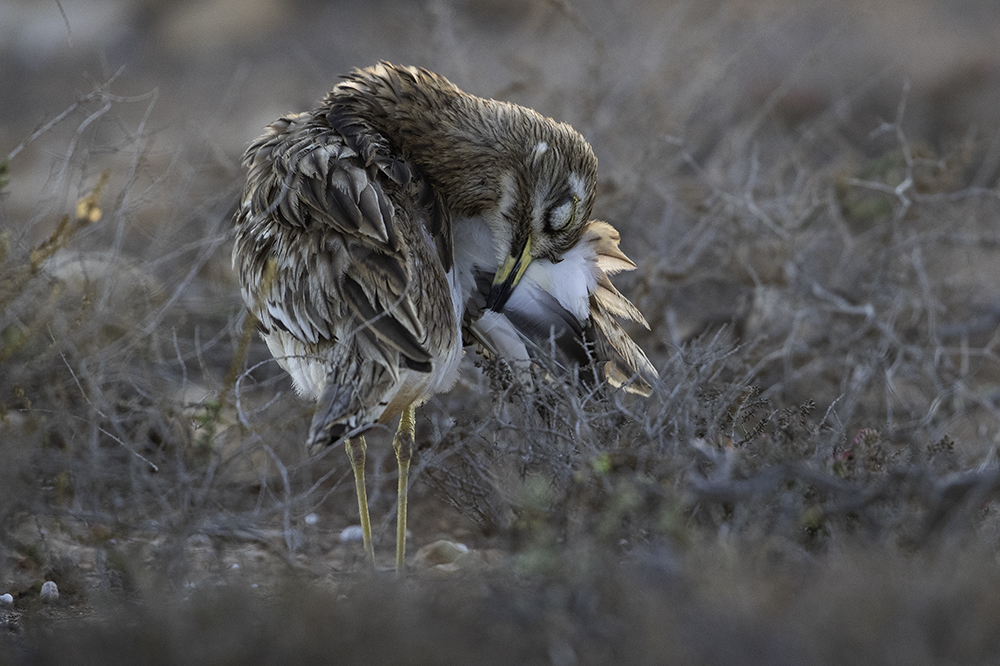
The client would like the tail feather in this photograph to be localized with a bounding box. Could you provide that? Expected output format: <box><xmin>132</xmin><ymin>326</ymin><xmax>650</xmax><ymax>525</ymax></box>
<box><xmin>306</xmin><ymin>362</ymin><xmax>393</xmax><ymax>453</ymax></box>
<box><xmin>306</xmin><ymin>380</ymin><xmax>357</xmax><ymax>453</ymax></box>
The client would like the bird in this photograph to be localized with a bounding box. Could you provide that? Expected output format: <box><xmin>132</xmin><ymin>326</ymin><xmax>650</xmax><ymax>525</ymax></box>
<box><xmin>233</xmin><ymin>62</ymin><xmax>656</xmax><ymax>573</ymax></box>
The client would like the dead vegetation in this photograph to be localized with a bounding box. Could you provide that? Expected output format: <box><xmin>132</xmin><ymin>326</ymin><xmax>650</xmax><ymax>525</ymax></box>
<box><xmin>4</xmin><ymin>0</ymin><xmax>1000</xmax><ymax>663</ymax></box>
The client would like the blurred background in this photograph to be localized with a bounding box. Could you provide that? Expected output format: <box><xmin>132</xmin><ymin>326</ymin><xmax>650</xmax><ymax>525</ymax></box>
<box><xmin>6</xmin><ymin>0</ymin><xmax>1000</xmax><ymax>225</ymax></box>
<box><xmin>4</xmin><ymin>1</ymin><xmax>1000</xmax><ymax>662</ymax></box>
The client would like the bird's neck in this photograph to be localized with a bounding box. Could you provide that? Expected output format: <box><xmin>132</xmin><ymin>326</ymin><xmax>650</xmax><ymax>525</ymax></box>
<box><xmin>328</xmin><ymin>76</ymin><xmax>522</xmax><ymax>215</ymax></box>
<box><xmin>385</xmin><ymin>100</ymin><xmax>518</xmax><ymax>215</ymax></box>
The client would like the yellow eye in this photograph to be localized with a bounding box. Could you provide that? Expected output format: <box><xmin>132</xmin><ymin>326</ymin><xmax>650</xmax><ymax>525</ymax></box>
<box><xmin>548</xmin><ymin>196</ymin><xmax>578</xmax><ymax>231</ymax></box>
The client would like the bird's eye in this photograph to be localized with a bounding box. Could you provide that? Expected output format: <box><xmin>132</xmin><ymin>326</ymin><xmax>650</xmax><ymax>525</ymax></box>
<box><xmin>548</xmin><ymin>196</ymin><xmax>578</xmax><ymax>232</ymax></box>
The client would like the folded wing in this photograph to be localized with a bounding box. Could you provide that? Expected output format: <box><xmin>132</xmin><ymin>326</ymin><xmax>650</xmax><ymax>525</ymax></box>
<box><xmin>469</xmin><ymin>220</ymin><xmax>657</xmax><ymax>395</ymax></box>
<box><xmin>237</xmin><ymin>113</ymin><xmax>449</xmax><ymax>376</ymax></box>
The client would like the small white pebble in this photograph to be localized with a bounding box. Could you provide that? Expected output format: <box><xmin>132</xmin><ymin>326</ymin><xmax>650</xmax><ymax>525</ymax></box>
<box><xmin>339</xmin><ymin>525</ymin><xmax>365</xmax><ymax>542</ymax></box>
<box><xmin>40</xmin><ymin>581</ymin><xmax>59</xmax><ymax>603</ymax></box>
<box><xmin>304</xmin><ymin>513</ymin><xmax>319</xmax><ymax>526</ymax></box>
<box><xmin>0</xmin><ymin>593</ymin><xmax>13</xmax><ymax>607</ymax></box>
<box><xmin>230</xmin><ymin>563</ymin><xmax>240</xmax><ymax>569</ymax></box>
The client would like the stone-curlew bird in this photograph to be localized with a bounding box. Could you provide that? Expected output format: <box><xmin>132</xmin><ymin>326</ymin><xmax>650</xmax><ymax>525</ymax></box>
<box><xmin>233</xmin><ymin>62</ymin><xmax>656</xmax><ymax>572</ymax></box>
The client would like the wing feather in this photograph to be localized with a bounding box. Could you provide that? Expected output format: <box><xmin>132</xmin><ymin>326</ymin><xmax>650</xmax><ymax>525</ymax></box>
<box><xmin>477</xmin><ymin>219</ymin><xmax>657</xmax><ymax>394</ymax></box>
<box><xmin>342</xmin><ymin>276</ymin><xmax>432</xmax><ymax>367</ymax></box>
<box><xmin>469</xmin><ymin>220</ymin><xmax>657</xmax><ymax>396</ymax></box>
<box><xmin>237</xmin><ymin>110</ymin><xmax>449</xmax><ymax>374</ymax></box>
<box><xmin>585</xmin><ymin>220</ymin><xmax>637</xmax><ymax>274</ymax></box>
<box><xmin>592</xmin><ymin>275</ymin><xmax>649</xmax><ymax>327</ymax></box>
<box><xmin>588</xmin><ymin>297</ymin><xmax>657</xmax><ymax>396</ymax></box>
<box><xmin>582</xmin><ymin>221</ymin><xmax>657</xmax><ymax>395</ymax></box>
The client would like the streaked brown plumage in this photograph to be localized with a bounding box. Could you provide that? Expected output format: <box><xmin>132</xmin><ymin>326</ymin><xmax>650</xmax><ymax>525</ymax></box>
<box><xmin>233</xmin><ymin>62</ymin><xmax>656</xmax><ymax>572</ymax></box>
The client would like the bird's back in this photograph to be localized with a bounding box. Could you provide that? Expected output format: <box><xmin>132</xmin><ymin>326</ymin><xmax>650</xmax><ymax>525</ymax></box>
<box><xmin>233</xmin><ymin>104</ymin><xmax>462</xmax><ymax>447</ymax></box>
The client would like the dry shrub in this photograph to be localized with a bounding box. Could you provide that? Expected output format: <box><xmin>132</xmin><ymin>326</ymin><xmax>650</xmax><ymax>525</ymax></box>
<box><xmin>4</xmin><ymin>0</ymin><xmax>1000</xmax><ymax>663</ymax></box>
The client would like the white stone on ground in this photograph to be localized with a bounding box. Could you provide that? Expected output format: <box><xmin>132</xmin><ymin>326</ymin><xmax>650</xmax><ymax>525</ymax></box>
<box><xmin>40</xmin><ymin>581</ymin><xmax>59</xmax><ymax>603</ymax></box>
<box><xmin>339</xmin><ymin>525</ymin><xmax>365</xmax><ymax>542</ymax></box>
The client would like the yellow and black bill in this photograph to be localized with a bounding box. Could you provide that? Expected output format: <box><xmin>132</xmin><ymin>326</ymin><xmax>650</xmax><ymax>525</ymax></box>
<box><xmin>486</xmin><ymin>237</ymin><xmax>532</xmax><ymax>312</ymax></box>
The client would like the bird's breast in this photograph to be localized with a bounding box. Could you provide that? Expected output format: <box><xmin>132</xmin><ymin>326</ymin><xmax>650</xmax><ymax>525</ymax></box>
<box><xmin>451</xmin><ymin>215</ymin><xmax>500</xmax><ymax>307</ymax></box>
<box><xmin>508</xmin><ymin>245</ymin><xmax>598</xmax><ymax>324</ymax></box>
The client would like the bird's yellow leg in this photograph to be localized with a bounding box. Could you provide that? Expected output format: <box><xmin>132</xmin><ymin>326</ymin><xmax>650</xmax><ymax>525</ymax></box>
<box><xmin>392</xmin><ymin>404</ymin><xmax>416</xmax><ymax>575</ymax></box>
<box><xmin>345</xmin><ymin>436</ymin><xmax>375</xmax><ymax>566</ymax></box>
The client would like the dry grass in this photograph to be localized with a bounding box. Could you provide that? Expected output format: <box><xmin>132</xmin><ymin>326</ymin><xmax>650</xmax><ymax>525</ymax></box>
<box><xmin>4</xmin><ymin>0</ymin><xmax>1000</xmax><ymax>663</ymax></box>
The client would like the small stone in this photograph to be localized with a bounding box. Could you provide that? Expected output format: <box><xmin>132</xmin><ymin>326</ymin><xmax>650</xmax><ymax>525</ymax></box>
<box><xmin>304</xmin><ymin>513</ymin><xmax>319</xmax><ymax>526</ymax></box>
<box><xmin>186</xmin><ymin>534</ymin><xmax>212</xmax><ymax>548</ymax></box>
<box><xmin>339</xmin><ymin>525</ymin><xmax>365</xmax><ymax>542</ymax></box>
<box><xmin>40</xmin><ymin>581</ymin><xmax>59</xmax><ymax>603</ymax></box>
<box><xmin>0</xmin><ymin>593</ymin><xmax>13</xmax><ymax>607</ymax></box>
<box><xmin>414</xmin><ymin>539</ymin><xmax>469</xmax><ymax>569</ymax></box>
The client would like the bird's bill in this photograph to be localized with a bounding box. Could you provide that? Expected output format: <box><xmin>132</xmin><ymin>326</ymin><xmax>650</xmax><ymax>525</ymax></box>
<box><xmin>486</xmin><ymin>237</ymin><xmax>532</xmax><ymax>311</ymax></box>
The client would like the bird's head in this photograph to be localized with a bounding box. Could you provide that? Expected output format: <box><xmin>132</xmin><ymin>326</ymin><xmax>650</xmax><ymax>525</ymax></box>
<box><xmin>329</xmin><ymin>63</ymin><xmax>598</xmax><ymax>309</ymax></box>
<box><xmin>484</xmin><ymin>114</ymin><xmax>598</xmax><ymax>311</ymax></box>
